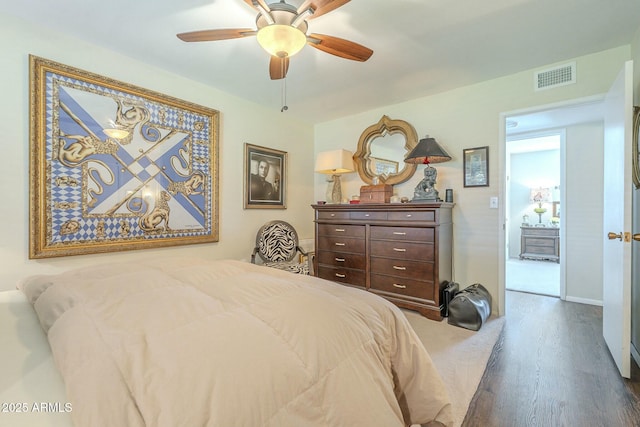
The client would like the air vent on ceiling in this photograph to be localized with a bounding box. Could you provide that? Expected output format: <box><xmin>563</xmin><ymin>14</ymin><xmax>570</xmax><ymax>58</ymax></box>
<box><xmin>534</xmin><ymin>62</ymin><xmax>576</xmax><ymax>91</ymax></box>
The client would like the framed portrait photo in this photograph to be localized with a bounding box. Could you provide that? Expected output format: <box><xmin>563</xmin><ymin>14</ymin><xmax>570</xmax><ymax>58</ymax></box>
<box><xmin>463</xmin><ymin>146</ymin><xmax>489</xmax><ymax>187</ymax></box>
<box><xmin>244</xmin><ymin>143</ymin><xmax>287</xmax><ymax>209</ymax></box>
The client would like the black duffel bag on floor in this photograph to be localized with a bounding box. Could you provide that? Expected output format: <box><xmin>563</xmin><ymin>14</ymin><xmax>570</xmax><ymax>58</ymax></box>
<box><xmin>447</xmin><ymin>283</ymin><xmax>492</xmax><ymax>331</ymax></box>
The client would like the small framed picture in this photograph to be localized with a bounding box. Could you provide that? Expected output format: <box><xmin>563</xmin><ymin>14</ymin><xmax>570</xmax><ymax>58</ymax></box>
<box><xmin>244</xmin><ymin>143</ymin><xmax>287</xmax><ymax>209</ymax></box>
<box><xmin>463</xmin><ymin>146</ymin><xmax>489</xmax><ymax>187</ymax></box>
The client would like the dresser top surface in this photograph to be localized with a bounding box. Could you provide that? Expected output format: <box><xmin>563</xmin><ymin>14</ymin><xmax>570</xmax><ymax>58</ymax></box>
<box><xmin>312</xmin><ymin>202</ymin><xmax>454</xmax><ymax>211</ymax></box>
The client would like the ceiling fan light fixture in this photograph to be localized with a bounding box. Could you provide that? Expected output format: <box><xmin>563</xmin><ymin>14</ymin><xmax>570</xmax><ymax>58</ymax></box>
<box><xmin>257</xmin><ymin>24</ymin><xmax>306</xmax><ymax>58</ymax></box>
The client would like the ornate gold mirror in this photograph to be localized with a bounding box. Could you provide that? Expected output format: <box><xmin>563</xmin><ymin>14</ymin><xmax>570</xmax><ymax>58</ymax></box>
<box><xmin>353</xmin><ymin>115</ymin><xmax>419</xmax><ymax>185</ymax></box>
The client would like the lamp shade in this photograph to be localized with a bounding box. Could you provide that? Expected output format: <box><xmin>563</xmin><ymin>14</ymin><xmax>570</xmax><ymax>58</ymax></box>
<box><xmin>529</xmin><ymin>187</ymin><xmax>552</xmax><ymax>203</ymax></box>
<box><xmin>257</xmin><ymin>25</ymin><xmax>306</xmax><ymax>58</ymax></box>
<box><xmin>404</xmin><ymin>136</ymin><xmax>451</xmax><ymax>164</ymax></box>
<box><xmin>315</xmin><ymin>149</ymin><xmax>355</xmax><ymax>174</ymax></box>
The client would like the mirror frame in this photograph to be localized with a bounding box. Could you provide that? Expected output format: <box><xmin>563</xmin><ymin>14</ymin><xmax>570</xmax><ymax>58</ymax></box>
<box><xmin>353</xmin><ymin>115</ymin><xmax>419</xmax><ymax>185</ymax></box>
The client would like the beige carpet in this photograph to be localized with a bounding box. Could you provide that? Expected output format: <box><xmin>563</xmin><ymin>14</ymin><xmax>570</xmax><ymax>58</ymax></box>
<box><xmin>404</xmin><ymin>311</ymin><xmax>505</xmax><ymax>427</ymax></box>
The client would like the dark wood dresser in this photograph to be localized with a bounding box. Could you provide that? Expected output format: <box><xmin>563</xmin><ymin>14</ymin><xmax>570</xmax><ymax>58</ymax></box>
<box><xmin>312</xmin><ymin>203</ymin><xmax>453</xmax><ymax>320</ymax></box>
<box><xmin>519</xmin><ymin>226</ymin><xmax>560</xmax><ymax>263</ymax></box>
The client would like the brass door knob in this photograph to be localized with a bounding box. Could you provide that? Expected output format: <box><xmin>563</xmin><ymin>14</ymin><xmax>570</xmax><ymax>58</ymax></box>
<box><xmin>633</xmin><ymin>234</ymin><xmax>640</xmax><ymax>242</ymax></box>
<box><xmin>608</xmin><ymin>232</ymin><xmax>623</xmax><ymax>241</ymax></box>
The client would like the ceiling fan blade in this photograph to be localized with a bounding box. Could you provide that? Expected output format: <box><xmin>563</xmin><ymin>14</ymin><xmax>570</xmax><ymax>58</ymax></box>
<box><xmin>298</xmin><ymin>0</ymin><xmax>350</xmax><ymax>19</ymax></box>
<box><xmin>177</xmin><ymin>28</ymin><xmax>255</xmax><ymax>42</ymax></box>
<box><xmin>269</xmin><ymin>56</ymin><xmax>290</xmax><ymax>80</ymax></box>
<box><xmin>243</xmin><ymin>0</ymin><xmax>271</xmax><ymax>11</ymax></box>
<box><xmin>307</xmin><ymin>33</ymin><xmax>373</xmax><ymax>62</ymax></box>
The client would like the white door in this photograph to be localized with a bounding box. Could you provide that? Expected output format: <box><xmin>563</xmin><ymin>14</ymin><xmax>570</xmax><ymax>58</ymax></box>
<box><xmin>602</xmin><ymin>60</ymin><xmax>633</xmax><ymax>378</ymax></box>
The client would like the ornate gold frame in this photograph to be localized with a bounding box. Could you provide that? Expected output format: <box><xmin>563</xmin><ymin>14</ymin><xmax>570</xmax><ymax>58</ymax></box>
<box><xmin>353</xmin><ymin>115</ymin><xmax>419</xmax><ymax>185</ymax></box>
<box><xmin>29</xmin><ymin>56</ymin><xmax>219</xmax><ymax>258</ymax></box>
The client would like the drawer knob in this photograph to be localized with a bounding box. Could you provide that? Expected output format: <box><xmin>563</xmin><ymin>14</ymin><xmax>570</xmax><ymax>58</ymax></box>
<box><xmin>335</xmin><ymin>228</ymin><xmax>345</xmax><ymax>232</ymax></box>
<box><xmin>392</xmin><ymin>265</ymin><xmax>407</xmax><ymax>271</ymax></box>
<box><xmin>406</xmin><ymin>214</ymin><xmax>412</xmax><ymax>218</ymax></box>
<box><xmin>335</xmin><ymin>257</ymin><xmax>345</xmax><ymax>262</ymax></box>
<box><xmin>393</xmin><ymin>248</ymin><xmax>406</xmax><ymax>252</ymax></box>
<box><xmin>335</xmin><ymin>242</ymin><xmax>346</xmax><ymax>246</ymax></box>
<box><xmin>330</xmin><ymin>213</ymin><xmax>335</xmax><ymax>217</ymax></box>
<box><xmin>393</xmin><ymin>283</ymin><xmax>407</xmax><ymax>289</ymax></box>
<box><xmin>393</xmin><ymin>232</ymin><xmax>407</xmax><ymax>235</ymax></box>
<box><xmin>335</xmin><ymin>273</ymin><xmax>346</xmax><ymax>278</ymax></box>
<box><xmin>365</xmin><ymin>213</ymin><xmax>370</xmax><ymax>217</ymax></box>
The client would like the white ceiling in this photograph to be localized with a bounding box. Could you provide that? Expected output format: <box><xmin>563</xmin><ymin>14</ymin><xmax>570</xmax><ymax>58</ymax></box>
<box><xmin>506</xmin><ymin>98</ymin><xmax>606</xmax><ymax>137</ymax></box>
<box><xmin>2</xmin><ymin>0</ymin><xmax>639</xmax><ymax>124</ymax></box>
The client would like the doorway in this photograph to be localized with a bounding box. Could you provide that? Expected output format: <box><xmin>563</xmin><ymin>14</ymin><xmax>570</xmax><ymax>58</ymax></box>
<box><xmin>505</xmin><ymin>133</ymin><xmax>561</xmax><ymax>297</ymax></box>
<box><xmin>498</xmin><ymin>96</ymin><xmax>606</xmax><ymax>315</ymax></box>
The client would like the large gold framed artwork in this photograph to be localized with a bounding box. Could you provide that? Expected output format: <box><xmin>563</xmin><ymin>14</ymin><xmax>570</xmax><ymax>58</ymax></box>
<box><xmin>29</xmin><ymin>56</ymin><xmax>219</xmax><ymax>258</ymax></box>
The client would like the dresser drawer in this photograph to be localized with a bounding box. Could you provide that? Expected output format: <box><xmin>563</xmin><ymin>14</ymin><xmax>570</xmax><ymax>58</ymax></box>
<box><xmin>317</xmin><ymin>211</ymin><xmax>350</xmax><ymax>220</ymax></box>
<box><xmin>370</xmin><ymin>226</ymin><xmax>434</xmax><ymax>242</ymax></box>
<box><xmin>317</xmin><ymin>266</ymin><xmax>366</xmax><ymax>287</ymax></box>
<box><xmin>523</xmin><ymin>245</ymin><xmax>556</xmax><ymax>255</ymax></box>
<box><xmin>350</xmin><ymin>211</ymin><xmax>387</xmax><ymax>221</ymax></box>
<box><xmin>370</xmin><ymin>240</ymin><xmax>434</xmax><ymax>261</ymax></box>
<box><xmin>370</xmin><ymin>274</ymin><xmax>435</xmax><ymax>302</ymax></box>
<box><xmin>318</xmin><ymin>236</ymin><xmax>365</xmax><ymax>254</ymax></box>
<box><xmin>522</xmin><ymin>227</ymin><xmax>559</xmax><ymax>237</ymax></box>
<box><xmin>526</xmin><ymin>237</ymin><xmax>556</xmax><ymax>248</ymax></box>
<box><xmin>370</xmin><ymin>257</ymin><xmax>434</xmax><ymax>280</ymax></box>
<box><xmin>317</xmin><ymin>251</ymin><xmax>366</xmax><ymax>269</ymax></box>
<box><xmin>317</xmin><ymin>223</ymin><xmax>365</xmax><ymax>238</ymax></box>
<box><xmin>387</xmin><ymin>210</ymin><xmax>435</xmax><ymax>222</ymax></box>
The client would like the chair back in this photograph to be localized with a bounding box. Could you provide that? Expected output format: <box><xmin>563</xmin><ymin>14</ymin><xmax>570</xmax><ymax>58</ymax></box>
<box><xmin>255</xmin><ymin>220</ymin><xmax>300</xmax><ymax>263</ymax></box>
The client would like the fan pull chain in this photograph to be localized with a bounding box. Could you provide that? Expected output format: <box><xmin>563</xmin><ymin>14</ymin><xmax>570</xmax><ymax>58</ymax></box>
<box><xmin>281</xmin><ymin>59</ymin><xmax>288</xmax><ymax>112</ymax></box>
<box><xmin>280</xmin><ymin>78</ymin><xmax>288</xmax><ymax>112</ymax></box>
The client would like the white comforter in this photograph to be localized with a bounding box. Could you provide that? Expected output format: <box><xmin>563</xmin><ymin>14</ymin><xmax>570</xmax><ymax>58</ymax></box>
<box><xmin>19</xmin><ymin>258</ymin><xmax>452</xmax><ymax>427</ymax></box>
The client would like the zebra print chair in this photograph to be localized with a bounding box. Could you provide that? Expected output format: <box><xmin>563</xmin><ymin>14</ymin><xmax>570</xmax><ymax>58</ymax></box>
<box><xmin>251</xmin><ymin>220</ymin><xmax>312</xmax><ymax>275</ymax></box>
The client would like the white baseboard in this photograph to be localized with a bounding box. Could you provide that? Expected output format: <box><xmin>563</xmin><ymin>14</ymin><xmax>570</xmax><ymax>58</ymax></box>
<box><xmin>565</xmin><ymin>295</ymin><xmax>603</xmax><ymax>306</ymax></box>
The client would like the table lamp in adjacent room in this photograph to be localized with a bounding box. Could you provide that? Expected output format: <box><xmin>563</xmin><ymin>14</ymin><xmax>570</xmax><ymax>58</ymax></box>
<box><xmin>530</xmin><ymin>187</ymin><xmax>551</xmax><ymax>225</ymax></box>
<box><xmin>404</xmin><ymin>136</ymin><xmax>451</xmax><ymax>202</ymax></box>
<box><xmin>315</xmin><ymin>149</ymin><xmax>355</xmax><ymax>204</ymax></box>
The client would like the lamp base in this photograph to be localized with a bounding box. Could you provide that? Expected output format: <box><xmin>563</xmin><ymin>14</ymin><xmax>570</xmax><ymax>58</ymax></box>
<box><xmin>325</xmin><ymin>174</ymin><xmax>343</xmax><ymax>204</ymax></box>
<box><xmin>533</xmin><ymin>206</ymin><xmax>547</xmax><ymax>224</ymax></box>
<box><xmin>412</xmin><ymin>165</ymin><xmax>440</xmax><ymax>202</ymax></box>
<box><xmin>411</xmin><ymin>193</ymin><xmax>440</xmax><ymax>202</ymax></box>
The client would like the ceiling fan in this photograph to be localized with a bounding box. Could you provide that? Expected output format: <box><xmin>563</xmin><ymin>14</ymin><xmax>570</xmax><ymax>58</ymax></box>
<box><xmin>177</xmin><ymin>0</ymin><xmax>373</xmax><ymax>80</ymax></box>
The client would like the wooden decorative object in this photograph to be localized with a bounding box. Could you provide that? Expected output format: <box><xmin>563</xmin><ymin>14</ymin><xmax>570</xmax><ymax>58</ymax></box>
<box><xmin>359</xmin><ymin>184</ymin><xmax>393</xmax><ymax>204</ymax></box>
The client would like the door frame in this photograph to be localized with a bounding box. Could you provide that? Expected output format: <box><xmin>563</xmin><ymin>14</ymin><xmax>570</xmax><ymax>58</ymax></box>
<box><xmin>497</xmin><ymin>95</ymin><xmax>605</xmax><ymax>316</ymax></box>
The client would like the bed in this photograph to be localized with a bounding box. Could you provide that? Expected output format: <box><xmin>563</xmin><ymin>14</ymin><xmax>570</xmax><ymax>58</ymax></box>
<box><xmin>2</xmin><ymin>258</ymin><xmax>452</xmax><ymax>427</ymax></box>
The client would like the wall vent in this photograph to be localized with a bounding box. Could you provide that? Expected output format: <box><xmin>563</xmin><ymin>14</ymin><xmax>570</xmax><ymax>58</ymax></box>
<box><xmin>534</xmin><ymin>62</ymin><xmax>576</xmax><ymax>91</ymax></box>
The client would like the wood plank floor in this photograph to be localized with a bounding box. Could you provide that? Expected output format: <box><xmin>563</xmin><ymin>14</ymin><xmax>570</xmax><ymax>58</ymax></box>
<box><xmin>463</xmin><ymin>291</ymin><xmax>640</xmax><ymax>426</ymax></box>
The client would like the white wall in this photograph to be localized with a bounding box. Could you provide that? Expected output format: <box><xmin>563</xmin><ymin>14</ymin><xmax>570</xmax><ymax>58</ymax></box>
<box><xmin>0</xmin><ymin>13</ymin><xmax>315</xmax><ymax>291</ymax></box>
<box><xmin>564</xmin><ymin>122</ymin><xmax>604</xmax><ymax>304</ymax></box>
<box><xmin>314</xmin><ymin>46</ymin><xmax>631</xmax><ymax>312</ymax></box>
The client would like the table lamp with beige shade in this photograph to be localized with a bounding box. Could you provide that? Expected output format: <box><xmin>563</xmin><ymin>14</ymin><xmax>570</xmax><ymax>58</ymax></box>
<box><xmin>315</xmin><ymin>149</ymin><xmax>355</xmax><ymax>204</ymax></box>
